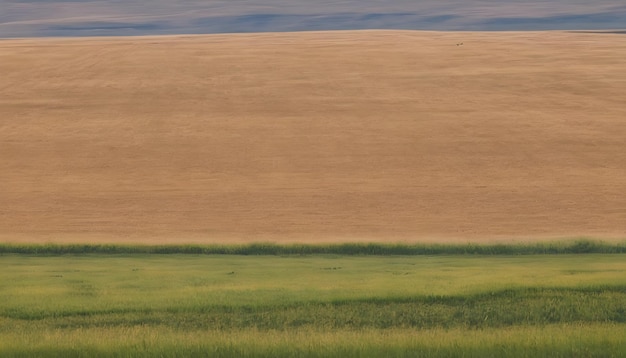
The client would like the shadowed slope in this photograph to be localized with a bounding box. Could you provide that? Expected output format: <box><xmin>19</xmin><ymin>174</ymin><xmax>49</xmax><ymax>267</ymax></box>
<box><xmin>1</xmin><ymin>31</ymin><xmax>625</xmax><ymax>243</ymax></box>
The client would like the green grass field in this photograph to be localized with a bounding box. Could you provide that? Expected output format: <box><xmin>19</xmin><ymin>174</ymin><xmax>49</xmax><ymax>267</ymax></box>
<box><xmin>2</xmin><ymin>247</ymin><xmax>626</xmax><ymax>357</ymax></box>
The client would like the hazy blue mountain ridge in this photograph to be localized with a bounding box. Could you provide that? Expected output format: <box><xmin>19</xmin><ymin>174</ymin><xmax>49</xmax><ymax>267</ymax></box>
<box><xmin>1</xmin><ymin>0</ymin><xmax>625</xmax><ymax>37</ymax></box>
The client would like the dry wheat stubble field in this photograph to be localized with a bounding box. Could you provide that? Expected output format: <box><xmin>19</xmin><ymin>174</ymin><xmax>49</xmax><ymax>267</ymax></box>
<box><xmin>0</xmin><ymin>30</ymin><xmax>625</xmax><ymax>244</ymax></box>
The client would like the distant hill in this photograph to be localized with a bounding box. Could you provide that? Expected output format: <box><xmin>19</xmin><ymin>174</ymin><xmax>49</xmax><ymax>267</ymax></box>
<box><xmin>1</xmin><ymin>0</ymin><xmax>625</xmax><ymax>37</ymax></box>
<box><xmin>1</xmin><ymin>31</ymin><xmax>625</xmax><ymax>243</ymax></box>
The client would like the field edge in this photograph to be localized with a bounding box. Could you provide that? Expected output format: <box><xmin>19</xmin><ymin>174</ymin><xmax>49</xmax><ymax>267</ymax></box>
<box><xmin>1</xmin><ymin>238</ymin><xmax>625</xmax><ymax>255</ymax></box>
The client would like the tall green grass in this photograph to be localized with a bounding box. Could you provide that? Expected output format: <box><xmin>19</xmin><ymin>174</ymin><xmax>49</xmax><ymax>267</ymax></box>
<box><xmin>2</xmin><ymin>254</ymin><xmax>625</xmax><ymax>356</ymax></box>
<box><xmin>1</xmin><ymin>238</ymin><xmax>625</xmax><ymax>255</ymax></box>
<box><xmin>4</xmin><ymin>285</ymin><xmax>625</xmax><ymax>328</ymax></box>
<box><xmin>2</xmin><ymin>325</ymin><xmax>625</xmax><ymax>358</ymax></box>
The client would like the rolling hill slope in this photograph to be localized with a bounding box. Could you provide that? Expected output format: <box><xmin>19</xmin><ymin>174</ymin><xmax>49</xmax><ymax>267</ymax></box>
<box><xmin>1</xmin><ymin>31</ymin><xmax>625</xmax><ymax>243</ymax></box>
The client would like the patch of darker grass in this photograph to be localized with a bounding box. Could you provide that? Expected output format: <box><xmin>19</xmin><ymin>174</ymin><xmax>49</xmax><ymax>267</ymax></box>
<box><xmin>1</xmin><ymin>239</ymin><xmax>625</xmax><ymax>256</ymax></box>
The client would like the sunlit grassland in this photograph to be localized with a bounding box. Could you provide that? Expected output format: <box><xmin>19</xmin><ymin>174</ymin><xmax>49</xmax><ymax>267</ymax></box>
<box><xmin>3</xmin><ymin>325</ymin><xmax>626</xmax><ymax>358</ymax></box>
<box><xmin>1</xmin><ymin>253</ymin><xmax>626</xmax><ymax>357</ymax></box>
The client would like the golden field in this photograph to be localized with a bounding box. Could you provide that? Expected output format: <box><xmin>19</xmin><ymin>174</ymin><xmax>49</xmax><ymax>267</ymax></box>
<box><xmin>1</xmin><ymin>30</ymin><xmax>624</xmax><ymax>244</ymax></box>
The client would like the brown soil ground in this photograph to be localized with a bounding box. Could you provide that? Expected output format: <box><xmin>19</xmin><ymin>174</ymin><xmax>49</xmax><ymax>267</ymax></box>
<box><xmin>1</xmin><ymin>31</ymin><xmax>625</xmax><ymax>244</ymax></box>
